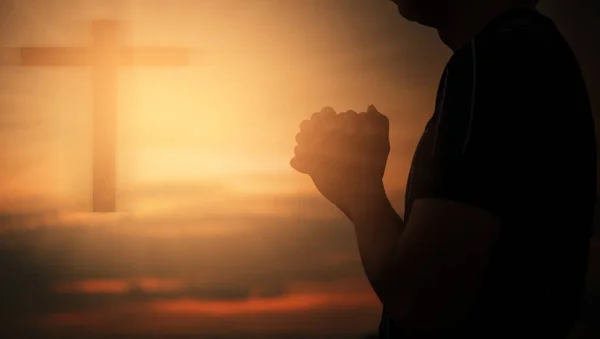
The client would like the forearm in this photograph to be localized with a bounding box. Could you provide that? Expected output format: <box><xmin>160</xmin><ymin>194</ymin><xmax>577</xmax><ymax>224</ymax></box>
<box><xmin>346</xmin><ymin>182</ymin><xmax>405</xmax><ymax>299</ymax></box>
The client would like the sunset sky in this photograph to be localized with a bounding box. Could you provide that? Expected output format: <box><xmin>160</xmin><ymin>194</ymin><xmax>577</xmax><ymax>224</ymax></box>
<box><xmin>0</xmin><ymin>0</ymin><xmax>599</xmax><ymax>338</ymax></box>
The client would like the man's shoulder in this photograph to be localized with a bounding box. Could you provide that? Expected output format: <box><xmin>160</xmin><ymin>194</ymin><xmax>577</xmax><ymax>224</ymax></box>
<box><xmin>471</xmin><ymin>7</ymin><xmax>569</xmax><ymax>61</ymax></box>
<box><xmin>445</xmin><ymin>14</ymin><xmax>566</xmax><ymax>83</ymax></box>
<box><xmin>476</xmin><ymin>8</ymin><xmax>561</xmax><ymax>44</ymax></box>
<box><xmin>445</xmin><ymin>8</ymin><xmax>580</xmax><ymax>88</ymax></box>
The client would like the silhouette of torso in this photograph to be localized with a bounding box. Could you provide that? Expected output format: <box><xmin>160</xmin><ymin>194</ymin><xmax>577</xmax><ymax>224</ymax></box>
<box><xmin>380</xmin><ymin>8</ymin><xmax>597</xmax><ymax>339</ymax></box>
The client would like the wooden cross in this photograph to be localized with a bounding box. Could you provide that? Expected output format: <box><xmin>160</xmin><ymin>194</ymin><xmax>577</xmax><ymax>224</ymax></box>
<box><xmin>12</xmin><ymin>20</ymin><xmax>190</xmax><ymax>212</ymax></box>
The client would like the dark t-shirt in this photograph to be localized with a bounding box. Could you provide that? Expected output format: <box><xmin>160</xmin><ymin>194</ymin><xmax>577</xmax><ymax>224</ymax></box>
<box><xmin>379</xmin><ymin>8</ymin><xmax>597</xmax><ymax>339</ymax></box>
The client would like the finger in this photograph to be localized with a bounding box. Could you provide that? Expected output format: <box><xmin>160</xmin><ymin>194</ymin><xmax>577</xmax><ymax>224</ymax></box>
<box><xmin>351</xmin><ymin>112</ymin><xmax>374</xmax><ymax>154</ymax></box>
<box><xmin>299</xmin><ymin>119</ymin><xmax>311</xmax><ymax>133</ymax></box>
<box><xmin>323</xmin><ymin>129</ymin><xmax>347</xmax><ymax>162</ymax></box>
<box><xmin>366</xmin><ymin>104</ymin><xmax>379</xmax><ymax>115</ymax></box>
<box><xmin>366</xmin><ymin>104</ymin><xmax>390</xmax><ymax>136</ymax></box>
<box><xmin>297</xmin><ymin>120</ymin><xmax>313</xmax><ymax>145</ymax></box>
<box><xmin>311</xmin><ymin>111</ymin><xmax>322</xmax><ymax>122</ymax></box>
<box><xmin>295</xmin><ymin>132</ymin><xmax>302</xmax><ymax>144</ymax></box>
<box><xmin>337</xmin><ymin>110</ymin><xmax>357</xmax><ymax>121</ymax></box>
<box><xmin>309</xmin><ymin>112</ymin><xmax>326</xmax><ymax>139</ymax></box>
<box><xmin>341</xmin><ymin>110</ymin><xmax>359</xmax><ymax>135</ymax></box>
<box><xmin>316</xmin><ymin>129</ymin><xmax>338</xmax><ymax>159</ymax></box>
<box><xmin>362</xmin><ymin>107</ymin><xmax>391</xmax><ymax>156</ymax></box>
<box><xmin>356</xmin><ymin>112</ymin><xmax>370</xmax><ymax>134</ymax></box>
<box><xmin>293</xmin><ymin>145</ymin><xmax>319</xmax><ymax>173</ymax></box>
<box><xmin>332</xmin><ymin>111</ymin><xmax>348</xmax><ymax>132</ymax></box>
<box><xmin>318</xmin><ymin>132</ymin><xmax>360</xmax><ymax>171</ymax></box>
<box><xmin>292</xmin><ymin>145</ymin><xmax>317</xmax><ymax>173</ymax></box>
<box><xmin>320</xmin><ymin>106</ymin><xmax>335</xmax><ymax>118</ymax></box>
<box><xmin>366</xmin><ymin>104</ymin><xmax>389</xmax><ymax>128</ymax></box>
<box><xmin>336</xmin><ymin>110</ymin><xmax>349</xmax><ymax>120</ymax></box>
<box><xmin>294</xmin><ymin>144</ymin><xmax>307</xmax><ymax>157</ymax></box>
<box><xmin>319</xmin><ymin>106</ymin><xmax>337</xmax><ymax>132</ymax></box>
<box><xmin>295</xmin><ymin>143</ymin><xmax>323</xmax><ymax>160</ymax></box>
<box><xmin>295</xmin><ymin>131</ymin><xmax>310</xmax><ymax>145</ymax></box>
<box><xmin>290</xmin><ymin>156</ymin><xmax>313</xmax><ymax>174</ymax></box>
<box><xmin>325</xmin><ymin>129</ymin><xmax>362</xmax><ymax>165</ymax></box>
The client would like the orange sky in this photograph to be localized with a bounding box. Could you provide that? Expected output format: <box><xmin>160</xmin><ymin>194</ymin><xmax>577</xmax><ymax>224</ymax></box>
<box><xmin>0</xmin><ymin>1</ymin><xmax>598</xmax><ymax>338</ymax></box>
<box><xmin>0</xmin><ymin>0</ymin><xmax>452</xmax><ymax>215</ymax></box>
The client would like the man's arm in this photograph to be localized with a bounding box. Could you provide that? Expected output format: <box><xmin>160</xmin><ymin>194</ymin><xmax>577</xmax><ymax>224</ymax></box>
<box><xmin>380</xmin><ymin>199</ymin><xmax>500</xmax><ymax>335</ymax></box>
<box><xmin>347</xmin><ymin>30</ymin><xmax>553</xmax><ymax>336</ymax></box>
<box><xmin>347</xmin><ymin>183</ymin><xmax>499</xmax><ymax>330</ymax></box>
<box><xmin>346</xmin><ymin>181</ymin><xmax>405</xmax><ymax>297</ymax></box>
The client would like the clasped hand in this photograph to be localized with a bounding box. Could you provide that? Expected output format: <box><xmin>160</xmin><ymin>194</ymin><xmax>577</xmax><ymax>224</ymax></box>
<box><xmin>290</xmin><ymin>105</ymin><xmax>390</xmax><ymax>216</ymax></box>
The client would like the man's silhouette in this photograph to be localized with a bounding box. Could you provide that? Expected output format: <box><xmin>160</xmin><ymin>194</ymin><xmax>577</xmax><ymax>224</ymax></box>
<box><xmin>291</xmin><ymin>0</ymin><xmax>596</xmax><ymax>338</ymax></box>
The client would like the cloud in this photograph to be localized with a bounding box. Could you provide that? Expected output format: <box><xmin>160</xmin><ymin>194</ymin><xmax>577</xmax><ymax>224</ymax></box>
<box><xmin>54</xmin><ymin>280</ymin><xmax>131</xmax><ymax>294</ymax></box>
<box><xmin>151</xmin><ymin>291</ymin><xmax>377</xmax><ymax>316</ymax></box>
<box><xmin>0</xmin><ymin>191</ymin><xmax>384</xmax><ymax>337</ymax></box>
<box><xmin>53</xmin><ymin>277</ymin><xmax>184</xmax><ymax>294</ymax></box>
<box><xmin>2</xmin><ymin>190</ymin><xmax>598</xmax><ymax>337</ymax></box>
<box><xmin>22</xmin><ymin>279</ymin><xmax>380</xmax><ymax>337</ymax></box>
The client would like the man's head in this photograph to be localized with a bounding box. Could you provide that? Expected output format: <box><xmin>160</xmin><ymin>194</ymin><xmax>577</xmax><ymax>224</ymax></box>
<box><xmin>390</xmin><ymin>0</ymin><xmax>540</xmax><ymax>28</ymax></box>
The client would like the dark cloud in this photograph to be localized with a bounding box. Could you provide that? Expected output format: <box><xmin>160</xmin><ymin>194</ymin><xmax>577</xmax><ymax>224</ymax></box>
<box><xmin>0</xmin><ymin>192</ymin><xmax>371</xmax><ymax>334</ymax></box>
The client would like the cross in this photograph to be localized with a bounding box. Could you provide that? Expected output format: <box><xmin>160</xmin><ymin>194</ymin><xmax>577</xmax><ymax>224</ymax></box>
<box><xmin>9</xmin><ymin>20</ymin><xmax>190</xmax><ymax>212</ymax></box>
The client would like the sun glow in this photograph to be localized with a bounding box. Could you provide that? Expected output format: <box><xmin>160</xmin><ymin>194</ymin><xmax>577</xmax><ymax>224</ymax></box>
<box><xmin>0</xmin><ymin>1</ymin><xmax>326</xmax><ymax>213</ymax></box>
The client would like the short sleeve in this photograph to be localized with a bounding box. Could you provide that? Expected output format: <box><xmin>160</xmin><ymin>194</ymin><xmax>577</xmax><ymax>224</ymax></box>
<box><xmin>424</xmin><ymin>32</ymin><xmax>555</xmax><ymax>218</ymax></box>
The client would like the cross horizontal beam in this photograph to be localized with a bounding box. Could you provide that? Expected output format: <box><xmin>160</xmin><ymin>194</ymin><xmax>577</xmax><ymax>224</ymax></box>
<box><xmin>20</xmin><ymin>47</ymin><xmax>90</xmax><ymax>66</ymax></box>
<box><xmin>0</xmin><ymin>19</ymin><xmax>192</xmax><ymax>213</ymax></box>
<box><xmin>19</xmin><ymin>47</ymin><xmax>191</xmax><ymax>67</ymax></box>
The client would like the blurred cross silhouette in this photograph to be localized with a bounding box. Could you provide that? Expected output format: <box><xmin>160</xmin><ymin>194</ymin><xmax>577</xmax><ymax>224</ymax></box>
<box><xmin>3</xmin><ymin>20</ymin><xmax>191</xmax><ymax>212</ymax></box>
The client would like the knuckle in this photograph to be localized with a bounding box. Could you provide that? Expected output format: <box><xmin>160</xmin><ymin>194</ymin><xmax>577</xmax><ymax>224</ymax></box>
<box><xmin>321</xmin><ymin>106</ymin><xmax>336</xmax><ymax>115</ymax></box>
<box><xmin>335</xmin><ymin>112</ymin><xmax>348</xmax><ymax>122</ymax></box>
<box><xmin>300</xmin><ymin>119</ymin><xmax>311</xmax><ymax>129</ymax></box>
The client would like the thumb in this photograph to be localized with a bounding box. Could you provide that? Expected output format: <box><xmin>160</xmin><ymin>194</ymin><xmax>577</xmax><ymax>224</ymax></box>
<box><xmin>366</xmin><ymin>104</ymin><xmax>389</xmax><ymax>136</ymax></box>
<box><xmin>367</xmin><ymin>104</ymin><xmax>378</xmax><ymax>114</ymax></box>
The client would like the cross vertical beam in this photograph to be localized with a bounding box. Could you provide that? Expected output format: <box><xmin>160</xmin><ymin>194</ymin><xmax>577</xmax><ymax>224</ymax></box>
<box><xmin>4</xmin><ymin>20</ymin><xmax>191</xmax><ymax>212</ymax></box>
<box><xmin>92</xmin><ymin>21</ymin><xmax>117</xmax><ymax>212</ymax></box>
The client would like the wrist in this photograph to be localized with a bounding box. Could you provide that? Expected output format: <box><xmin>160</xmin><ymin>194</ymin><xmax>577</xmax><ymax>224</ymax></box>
<box><xmin>346</xmin><ymin>180</ymin><xmax>390</xmax><ymax>223</ymax></box>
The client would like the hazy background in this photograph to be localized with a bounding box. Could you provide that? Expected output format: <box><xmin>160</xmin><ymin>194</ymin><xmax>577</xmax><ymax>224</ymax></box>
<box><xmin>0</xmin><ymin>0</ymin><xmax>598</xmax><ymax>338</ymax></box>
